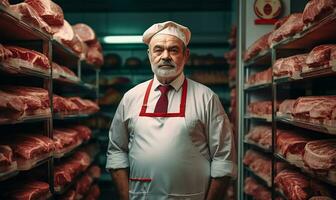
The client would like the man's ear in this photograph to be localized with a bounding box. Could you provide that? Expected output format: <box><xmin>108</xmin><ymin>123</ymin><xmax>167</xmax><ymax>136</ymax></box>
<box><xmin>147</xmin><ymin>49</ymin><xmax>150</xmax><ymax>54</ymax></box>
<box><xmin>185</xmin><ymin>48</ymin><xmax>190</xmax><ymax>61</ymax></box>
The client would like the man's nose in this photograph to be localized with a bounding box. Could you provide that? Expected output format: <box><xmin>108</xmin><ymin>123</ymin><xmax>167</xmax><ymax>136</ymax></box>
<box><xmin>161</xmin><ymin>50</ymin><xmax>171</xmax><ymax>60</ymax></box>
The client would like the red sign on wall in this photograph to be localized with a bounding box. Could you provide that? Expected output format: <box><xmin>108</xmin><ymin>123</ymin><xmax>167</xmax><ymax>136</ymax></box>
<box><xmin>254</xmin><ymin>0</ymin><xmax>282</xmax><ymax>24</ymax></box>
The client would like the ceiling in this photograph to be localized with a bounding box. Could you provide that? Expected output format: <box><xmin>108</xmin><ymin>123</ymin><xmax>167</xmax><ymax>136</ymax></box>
<box><xmin>53</xmin><ymin>0</ymin><xmax>233</xmax><ymax>12</ymax></box>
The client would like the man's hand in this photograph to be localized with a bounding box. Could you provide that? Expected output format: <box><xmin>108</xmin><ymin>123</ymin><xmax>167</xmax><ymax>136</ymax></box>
<box><xmin>110</xmin><ymin>168</ymin><xmax>129</xmax><ymax>200</ymax></box>
<box><xmin>205</xmin><ymin>176</ymin><xmax>231</xmax><ymax>200</ymax></box>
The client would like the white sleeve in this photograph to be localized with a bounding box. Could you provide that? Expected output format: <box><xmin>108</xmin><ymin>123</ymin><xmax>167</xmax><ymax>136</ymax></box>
<box><xmin>206</xmin><ymin>94</ymin><xmax>237</xmax><ymax>179</ymax></box>
<box><xmin>105</xmin><ymin>97</ymin><xmax>130</xmax><ymax>170</ymax></box>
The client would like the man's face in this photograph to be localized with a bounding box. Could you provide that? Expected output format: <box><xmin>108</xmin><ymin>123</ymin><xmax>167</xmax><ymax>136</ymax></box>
<box><xmin>148</xmin><ymin>34</ymin><xmax>189</xmax><ymax>80</ymax></box>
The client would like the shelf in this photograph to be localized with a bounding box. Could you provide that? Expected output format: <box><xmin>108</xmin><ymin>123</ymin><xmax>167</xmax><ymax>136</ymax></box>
<box><xmin>243</xmin><ymin>140</ymin><xmax>272</xmax><ymax>154</ymax></box>
<box><xmin>273</xmin><ymin>12</ymin><xmax>336</xmax><ymax>49</ymax></box>
<box><xmin>0</xmin><ymin>112</ymin><xmax>51</xmax><ymax>125</ymax></box>
<box><xmin>0</xmin><ymin>5</ymin><xmax>51</xmax><ymax>41</ymax></box>
<box><xmin>276</xmin><ymin>116</ymin><xmax>336</xmax><ymax>135</ymax></box>
<box><xmin>17</xmin><ymin>155</ymin><xmax>52</xmax><ymax>171</ymax></box>
<box><xmin>244</xmin><ymin>81</ymin><xmax>272</xmax><ymax>91</ymax></box>
<box><xmin>274</xmin><ymin>153</ymin><xmax>336</xmax><ymax>187</ymax></box>
<box><xmin>244</xmin><ymin>49</ymin><xmax>271</xmax><ymax>68</ymax></box>
<box><xmin>53</xmin><ymin>112</ymin><xmax>96</xmax><ymax>120</ymax></box>
<box><xmin>244</xmin><ymin>114</ymin><xmax>272</xmax><ymax>122</ymax></box>
<box><xmin>244</xmin><ymin>166</ymin><xmax>271</xmax><ymax>188</ymax></box>
<box><xmin>275</xmin><ymin>65</ymin><xmax>336</xmax><ymax>84</ymax></box>
<box><xmin>53</xmin><ymin>77</ymin><xmax>96</xmax><ymax>92</ymax></box>
<box><xmin>0</xmin><ymin>163</ymin><xmax>18</xmax><ymax>182</ymax></box>
<box><xmin>0</xmin><ymin>63</ymin><xmax>51</xmax><ymax>79</ymax></box>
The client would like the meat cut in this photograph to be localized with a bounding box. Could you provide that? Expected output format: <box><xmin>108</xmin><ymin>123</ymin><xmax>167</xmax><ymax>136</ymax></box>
<box><xmin>53</xmin><ymin>95</ymin><xmax>80</xmax><ymax>114</ymax></box>
<box><xmin>52</xmin><ymin>62</ymin><xmax>78</xmax><ymax>81</ymax></box>
<box><xmin>72</xmin><ymin>125</ymin><xmax>92</xmax><ymax>141</ymax></box>
<box><xmin>68</xmin><ymin>97</ymin><xmax>99</xmax><ymax>114</ymax></box>
<box><xmin>275</xmin><ymin>169</ymin><xmax>311</xmax><ymax>200</ymax></box>
<box><xmin>73</xmin><ymin>23</ymin><xmax>96</xmax><ymax>43</ymax></box>
<box><xmin>273</xmin><ymin>54</ymin><xmax>308</xmax><ymax>77</ymax></box>
<box><xmin>72</xmin><ymin>151</ymin><xmax>91</xmax><ymax>172</ymax></box>
<box><xmin>0</xmin><ymin>0</ymin><xmax>9</xmax><ymax>7</ymax></box>
<box><xmin>247</xmin><ymin>67</ymin><xmax>272</xmax><ymax>85</ymax></box>
<box><xmin>305</xmin><ymin>44</ymin><xmax>336</xmax><ymax>69</ymax></box>
<box><xmin>268</xmin><ymin>13</ymin><xmax>305</xmax><ymax>46</ymax></box>
<box><xmin>244</xmin><ymin>150</ymin><xmax>273</xmax><ymax>185</ymax></box>
<box><xmin>86</xmin><ymin>45</ymin><xmax>104</xmax><ymax>67</ymax></box>
<box><xmin>244</xmin><ymin>32</ymin><xmax>271</xmax><ymax>61</ymax></box>
<box><xmin>1</xmin><ymin>134</ymin><xmax>54</xmax><ymax>170</ymax></box>
<box><xmin>53</xmin><ymin>19</ymin><xmax>75</xmax><ymax>44</ymax></box>
<box><xmin>25</xmin><ymin>0</ymin><xmax>64</xmax><ymax>26</ymax></box>
<box><xmin>4</xmin><ymin>46</ymin><xmax>51</xmax><ymax>73</ymax></box>
<box><xmin>278</xmin><ymin>99</ymin><xmax>296</xmax><ymax>116</ymax></box>
<box><xmin>0</xmin><ymin>145</ymin><xmax>15</xmax><ymax>173</ymax></box>
<box><xmin>9</xmin><ymin>3</ymin><xmax>53</xmax><ymax>34</ymax></box>
<box><xmin>0</xmin><ymin>44</ymin><xmax>12</xmax><ymax>62</ymax></box>
<box><xmin>4</xmin><ymin>181</ymin><xmax>50</xmax><ymax>200</ymax></box>
<box><xmin>248</xmin><ymin>101</ymin><xmax>279</xmax><ymax>117</ymax></box>
<box><xmin>0</xmin><ymin>90</ymin><xmax>26</xmax><ymax>121</ymax></box>
<box><xmin>276</xmin><ymin>130</ymin><xmax>311</xmax><ymax>167</ymax></box>
<box><xmin>302</xmin><ymin>0</ymin><xmax>336</xmax><ymax>25</ymax></box>
<box><xmin>53</xmin><ymin>128</ymin><xmax>82</xmax><ymax>157</ymax></box>
<box><xmin>292</xmin><ymin>96</ymin><xmax>336</xmax><ymax>121</ymax></box>
<box><xmin>245</xmin><ymin>125</ymin><xmax>272</xmax><ymax>149</ymax></box>
<box><xmin>244</xmin><ymin>177</ymin><xmax>271</xmax><ymax>200</ymax></box>
<box><xmin>303</xmin><ymin>140</ymin><xmax>336</xmax><ymax>170</ymax></box>
<box><xmin>224</xmin><ymin>48</ymin><xmax>236</xmax><ymax>67</ymax></box>
<box><xmin>275</xmin><ymin>169</ymin><xmax>333</xmax><ymax>200</ymax></box>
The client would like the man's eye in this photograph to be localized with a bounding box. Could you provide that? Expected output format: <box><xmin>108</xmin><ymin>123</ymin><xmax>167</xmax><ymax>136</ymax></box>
<box><xmin>154</xmin><ymin>49</ymin><xmax>163</xmax><ymax>53</ymax></box>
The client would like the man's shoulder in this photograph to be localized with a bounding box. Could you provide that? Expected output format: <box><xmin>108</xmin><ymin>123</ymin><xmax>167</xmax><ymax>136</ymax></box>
<box><xmin>187</xmin><ymin>78</ymin><xmax>216</xmax><ymax>97</ymax></box>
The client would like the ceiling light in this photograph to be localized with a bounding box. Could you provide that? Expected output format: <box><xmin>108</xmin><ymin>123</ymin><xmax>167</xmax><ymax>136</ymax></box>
<box><xmin>102</xmin><ymin>35</ymin><xmax>143</xmax><ymax>44</ymax></box>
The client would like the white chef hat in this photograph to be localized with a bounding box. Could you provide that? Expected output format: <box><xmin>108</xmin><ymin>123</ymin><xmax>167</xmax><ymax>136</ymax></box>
<box><xmin>142</xmin><ymin>21</ymin><xmax>191</xmax><ymax>46</ymax></box>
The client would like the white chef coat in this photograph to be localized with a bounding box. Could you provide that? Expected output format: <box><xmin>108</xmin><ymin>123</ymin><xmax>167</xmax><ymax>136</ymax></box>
<box><xmin>106</xmin><ymin>73</ymin><xmax>237</xmax><ymax>199</ymax></box>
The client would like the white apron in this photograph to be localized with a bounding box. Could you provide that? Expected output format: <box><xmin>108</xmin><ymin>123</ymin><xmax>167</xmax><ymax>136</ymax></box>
<box><xmin>128</xmin><ymin>79</ymin><xmax>210</xmax><ymax>200</ymax></box>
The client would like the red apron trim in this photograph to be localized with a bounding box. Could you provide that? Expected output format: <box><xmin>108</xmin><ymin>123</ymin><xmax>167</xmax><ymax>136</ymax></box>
<box><xmin>139</xmin><ymin>79</ymin><xmax>187</xmax><ymax>117</ymax></box>
<box><xmin>129</xmin><ymin>178</ymin><xmax>152</xmax><ymax>182</ymax></box>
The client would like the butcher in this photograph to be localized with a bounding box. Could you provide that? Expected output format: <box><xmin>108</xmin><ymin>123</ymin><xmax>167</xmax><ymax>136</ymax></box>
<box><xmin>106</xmin><ymin>21</ymin><xmax>236</xmax><ymax>200</ymax></box>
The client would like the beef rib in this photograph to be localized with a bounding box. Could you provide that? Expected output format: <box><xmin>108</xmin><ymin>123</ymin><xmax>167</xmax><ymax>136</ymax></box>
<box><xmin>25</xmin><ymin>0</ymin><xmax>64</xmax><ymax>26</ymax></box>
<box><xmin>306</xmin><ymin>44</ymin><xmax>336</xmax><ymax>69</ymax></box>
<box><xmin>273</xmin><ymin>54</ymin><xmax>308</xmax><ymax>77</ymax></box>
<box><xmin>303</xmin><ymin>140</ymin><xmax>336</xmax><ymax>170</ymax></box>
<box><xmin>72</xmin><ymin>23</ymin><xmax>96</xmax><ymax>43</ymax></box>
<box><xmin>0</xmin><ymin>44</ymin><xmax>13</xmax><ymax>62</ymax></box>
<box><xmin>302</xmin><ymin>0</ymin><xmax>336</xmax><ymax>25</ymax></box>
<box><xmin>244</xmin><ymin>32</ymin><xmax>271</xmax><ymax>61</ymax></box>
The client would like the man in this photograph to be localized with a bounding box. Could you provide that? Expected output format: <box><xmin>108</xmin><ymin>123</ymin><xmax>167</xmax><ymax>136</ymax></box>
<box><xmin>106</xmin><ymin>21</ymin><xmax>236</xmax><ymax>200</ymax></box>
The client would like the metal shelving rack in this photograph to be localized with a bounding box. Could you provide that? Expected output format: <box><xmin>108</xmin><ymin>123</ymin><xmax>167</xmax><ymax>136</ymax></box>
<box><xmin>237</xmin><ymin>2</ymin><xmax>336</xmax><ymax>198</ymax></box>
<box><xmin>0</xmin><ymin>4</ymin><xmax>101</xmax><ymax>198</ymax></box>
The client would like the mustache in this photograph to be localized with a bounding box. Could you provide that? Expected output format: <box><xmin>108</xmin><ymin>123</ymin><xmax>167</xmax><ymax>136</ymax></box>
<box><xmin>157</xmin><ymin>60</ymin><xmax>177</xmax><ymax>68</ymax></box>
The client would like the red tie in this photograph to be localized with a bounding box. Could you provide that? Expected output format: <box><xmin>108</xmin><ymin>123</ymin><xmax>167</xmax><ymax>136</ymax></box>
<box><xmin>154</xmin><ymin>85</ymin><xmax>172</xmax><ymax>113</ymax></box>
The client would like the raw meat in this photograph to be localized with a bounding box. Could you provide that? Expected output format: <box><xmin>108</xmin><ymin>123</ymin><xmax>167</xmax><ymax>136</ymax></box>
<box><xmin>268</xmin><ymin>13</ymin><xmax>305</xmax><ymax>45</ymax></box>
<box><xmin>75</xmin><ymin>174</ymin><xmax>93</xmax><ymax>197</ymax></box>
<box><xmin>53</xmin><ymin>95</ymin><xmax>80</xmax><ymax>113</ymax></box>
<box><xmin>278</xmin><ymin>99</ymin><xmax>296</xmax><ymax>116</ymax></box>
<box><xmin>68</xmin><ymin>97</ymin><xmax>99</xmax><ymax>114</ymax></box>
<box><xmin>73</xmin><ymin>23</ymin><xmax>96</xmax><ymax>43</ymax></box>
<box><xmin>53</xmin><ymin>20</ymin><xmax>75</xmax><ymax>44</ymax></box>
<box><xmin>25</xmin><ymin>0</ymin><xmax>64</xmax><ymax>26</ymax></box>
<box><xmin>0</xmin><ymin>145</ymin><xmax>14</xmax><ymax>172</ymax></box>
<box><xmin>331</xmin><ymin>46</ymin><xmax>336</xmax><ymax>61</ymax></box>
<box><xmin>87</xmin><ymin>46</ymin><xmax>104</xmax><ymax>67</ymax></box>
<box><xmin>248</xmin><ymin>101</ymin><xmax>279</xmax><ymax>116</ymax></box>
<box><xmin>244</xmin><ymin>177</ymin><xmax>271</xmax><ymax>200</ymax></box>
<box><xmin>72</xmin><ymin>151</ymin><xmax>91</xmax><ymax>171</ymax></box>
<box><xmin>303</xmin><ymin>140</ymin><xmax>336</xmax><ymax>170</ymax></box>
<box><xmin>244</xmin><ymin>32</ymin><xmax>271</xmax><ymax>61</ymax></box>
<box><xmin>84</xmin><ymin>184</ymin><xmax>100</xmax><ymax>200</ymax></box>
<box><xmin>302</xmin><ymin>0</ymin><xmax>336</xmax><ymax>25</ymax></box>
<box><xmin>243</xmin><ymin>150</ymin><xmax>272</xmax><ymax>184</ymax></box>
<box><xmin>2</xmin><ymin>134</ymin><xmax>54</xmax><ymax>160</ymax></box>
<box><xmin>52</xmin><ymin>62</ymin><xmax>78</xmax><ymax>80</ymax></box>
<box><xmin>306</xmin><ymin>44</ymin><xmax>336</xmax><ymax>68</ymax></box>
<box><xmin>229</xmin><ymin>66</ymin><xmax>236</xmax><ymax>81</ymax></box>
<box><xmin>72</xmin><ymin>125</ymin><xmax>92</xmax><ymax>141</ymax></box>
<box><xmin>224</xmin><ymin>48</ymin><xmax>236</xmax><ymax>66</ymax></box>
<box><xmin>273</xmin><ymin>54</ymin><xmax>308</xmax><ymax>77</ymax></box>
<box><xmin>274</xmin><ymin>15</ymin><xmax>290</xmax><ymax>29</ymax></box>
<box><xmin>0</xmin><ymin>90</ymin><xmax>26</xmax><ymax>119</ymax></box>
<box><xmin>309</xmin><ymin>197</ymin><xmax>334</xmax><ymax>200</ymax></box>
<box><xmin>4</xmin><ymin>181</ymin><xmax>50</xmax><ymax>200</ymax></box>
<box><xmin>9</xmin><ymin>3</ymin><xmax>53</xmax><ymax>34</ymax></box>
<box><xmin>54</xmin><ymin>161</ymin><xmax>82</xmax><ymax>189</ymax></box>
<box><xmin>275</xmin><ymin>169</ymin><xmax>310</xmax><ymax>200</ymax></box>
<box><xmin>293</xmin><ymin>96</ymin><xmax>336</xmax><ymax>120</ymax></box>
<box><xmin>276</xmin><ymin>130</ymin><xmax>311</xmax><ymax>167</ymax></box>
<box><xmin>247</xmin><ymin>67</ymin><xmax>272</xmax><ymax>85</ymax></box>
<box><xmin>0</xmin><ymin>0</ymin><xmax>9</xmax><ymax>7</ymax></box>
<box><xmin>3</xmin><ymin>86</ymin><xmax>49</xmax><ymax>109</ymax></box>
<box><xmin>4</xmin><ymin>46</ymin><xmax>51</xmax><ymax>72</ymax></box>
<box><xmin>245</xmin><ymin>125</ymin><xmax>272</xmax><ymax>149</ymax></box>
<box><xmin>0</xmin><ymin>44</ymin><xmax>13</xmax><ymax>62</ymax></box>
<box><xmin>88</xmin><ymin>165</ymin><xmax>101</xmax><ymax>179</ymax></box>
<box><xmin>53</xmin><ymin>128</ymin><xmax>81</xmax><ymax>154</ymax></box>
